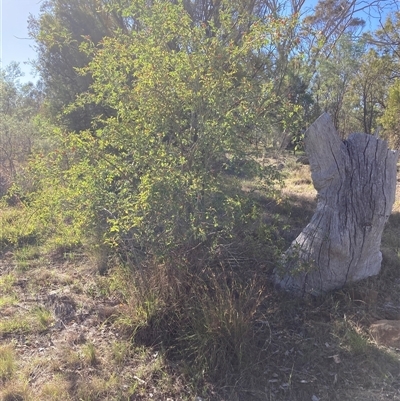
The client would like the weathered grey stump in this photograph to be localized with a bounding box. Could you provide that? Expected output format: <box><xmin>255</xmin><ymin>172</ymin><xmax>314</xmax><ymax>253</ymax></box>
<box><xmin>275</xmin><ymin>113</ymin><xmax>398</xmax><ymax>295</ymax></box>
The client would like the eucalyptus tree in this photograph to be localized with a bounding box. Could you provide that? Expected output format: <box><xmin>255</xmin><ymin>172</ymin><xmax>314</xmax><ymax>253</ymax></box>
<box><xmin>349</xmin><ymin>49</ymin><xmax>392</xmax><ymax>135</ymax></box>
<box><xmin>28</xmin><ymin>0</ymin><xmax>130</xmax><ymax>131</ymax></box>
<box><xmin>369</xmin><ymin>11</ymin><xmax>400</xmax><ymax>147</ymax></box>
<box><xmin>311</xmin><ymin>33</ymin><xmax>365</xmax><ymax>136</ymax></box>
<box><xmin>0</xmin><ymin>63</ymin><xmax>42</xmax><ymax>193</ymax></box>
<box><xmin>379</xmin><ymin>78</ymin><xmax>400</xmax><ymax>148</ymax></box>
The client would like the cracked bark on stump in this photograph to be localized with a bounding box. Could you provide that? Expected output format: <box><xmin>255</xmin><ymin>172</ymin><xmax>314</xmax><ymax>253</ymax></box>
<box><xmin>275</xmin><ymin>113</ymin><xmax>398</xmax><ymax>296</ymax></box>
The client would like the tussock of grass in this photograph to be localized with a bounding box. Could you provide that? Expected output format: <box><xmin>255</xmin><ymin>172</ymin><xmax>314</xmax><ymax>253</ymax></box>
<box><xmin>39</xmin><ymin>375</ymin><xmax>71</xmax><ymax>401</ymax></box>
<box><xmin>59</xmin><ymin>347</ymin><xmax>82</xmax><ymax>371</ymax></box>
<box><xmin>0</xmin><ymin>386</ymin><xmax>29</xmax><ymax>401</ymax></box>
<box><xmin>0</xmin><ymin>295</ymin><xmax>18</xmax><ymax>308</ymax></box>
<box><xmin>0</xmin><ymin>307</ymin><xmax>53</xmax><ymax>336</ymax></box>
<box><xmin>0</xmin><ymin>344</ymin><xmax>16</xmax><ymax>381</ymax></box>
<box><xmin>0</xmin><ymin>317</ymin><xmax>31</xmax><ymax>335</ymax></box>
<box><xmin>32</xmin><ymin>306</ymin><xmax>54</xmax><ymax>331</ymax></box>
<box><xmin>81</xmin><ymin>342</ymin><xmax>98</xmax><ymax>366</ymax></box>
<box><xmin>0</xmin><ymin>274</ymin><xmax>16</xmax><ymax>295</ymax></box>
<box><xmin>111</xmin><ymin>259</ymin><xmax>268</xmax><ymax>394</ymax></box>
<box><xmin>74</xmin><ymin>374</ymin><xmax>120</xmax><ymax>401</ymax></box>
<box><xmin>111</xmin><ymin>340</ymin><xmax>131</xmax><ymax>366</ymax></box>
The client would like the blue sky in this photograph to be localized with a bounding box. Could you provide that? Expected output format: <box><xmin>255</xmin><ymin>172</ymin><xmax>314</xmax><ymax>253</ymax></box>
<box><xmin>0</xmin><ymin>0</ymin><xmax>43</xmax><ymax>82</ymax></box>
<box><xmin>0</xmin><ymin>0</ymin><xmax>398</xmax><ymax>84</ymax></box>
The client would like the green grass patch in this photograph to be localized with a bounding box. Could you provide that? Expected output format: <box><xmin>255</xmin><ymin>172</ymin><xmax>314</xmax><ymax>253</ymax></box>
<box><xmin>0</xmin><ymin>344</ymin><xmax>16</xmax><ymax>381</ymax></box>
<box><xmin>81</xmin><ymin>342</ymin><xmax>98</xmax><ymax>366</ymax></box>
<box><xmin>111</xmin><ymin>341</ymin><xmax>131</xmax><ymax>366</ymax></box>
<box><xmin>0</xmin><ymin>317</ymin><xmax>31</xmax><ymax>335</ymax></box>
<box><xmin>0</xmin><ymin>295</ymin><xmax>18</xmax><ymax>308</ymax></box>
<box><xmin>32</xmin><ymin>306</ymin><xmax>54</xmax><ymax>331</ymax></box>
<box><xmin>0</xmin><ymin>274</ymin><xmax>16</xmax><ymax>295</ymax></box>
<box><xmin>0</xmin><ymin>307</ymin><xmax>53</xmax><ymax>335</ymax></box>
<box><xmin>39</xmin><ymin>375</ymin><xmax>72</xmax><ymax>401</ymax></box>
<box><xmin>13</xmin><ymin>245</ymin><xmax>43</xmax><ymax>271</ymax></box>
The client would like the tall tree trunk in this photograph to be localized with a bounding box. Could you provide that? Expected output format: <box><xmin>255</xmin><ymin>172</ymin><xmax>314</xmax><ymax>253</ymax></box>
<box><xmin>275</xmin><ymin>113</ymin><xmax>398</xmax><ymax>295</ymax></box>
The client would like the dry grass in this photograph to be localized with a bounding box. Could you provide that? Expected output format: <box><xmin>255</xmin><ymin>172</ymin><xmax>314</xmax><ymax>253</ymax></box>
<box><xmin>0</xmin><ymin>154</ymin><xmax>399</xmax><ymax>400</ymax></box>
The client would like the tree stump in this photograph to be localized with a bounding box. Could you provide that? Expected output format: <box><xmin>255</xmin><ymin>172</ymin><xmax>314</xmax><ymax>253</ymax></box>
<box><xmin>275</xmin><ymin>113</ymin><xmax>398</xmax><ymax>295</ymax></box>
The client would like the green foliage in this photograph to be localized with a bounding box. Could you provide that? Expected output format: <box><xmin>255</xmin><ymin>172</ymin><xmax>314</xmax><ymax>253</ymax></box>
<box><xmin>379</xmin><ymin>79</ymin><xmax>400</xmax><ymax>148</ymax></box>
<box><xmin>304</xmin><ymin>0</ymin><xmax>366</xmax><ymax>58</ymax></box>
<box><xmin>348</xmin><ymin>49</ymin><xmax>392</xmax><ymax>135</ymax></box>
<box><xmin>0</xmin><ymin>63</ymin><xmax>42</xmax><ymax>195</ymax></box>
<box><xmin>28</xmin><ymin>0</ymin><xmax>126</xmax><ymax>131</ymax></box>
<box><xmin>25</xmin><ymin>0</ymin><xmax>296</xmax><ymax>261</ymax></box>
<box><xmin>311</xmin><ymin>34</ymin><xmax>366</xmax><ymax>135</ymax></box>
<box><xmin>0</xmin><ymin>204</ymin><xmax>37</xmax><ymax>247</ymax></box>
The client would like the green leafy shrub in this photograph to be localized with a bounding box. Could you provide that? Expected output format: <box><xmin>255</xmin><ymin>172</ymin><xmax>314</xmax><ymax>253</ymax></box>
<box><xmin>23</xmin><ymin>0</ymin><xmax>298</xmax><ymax>263</ymax></box>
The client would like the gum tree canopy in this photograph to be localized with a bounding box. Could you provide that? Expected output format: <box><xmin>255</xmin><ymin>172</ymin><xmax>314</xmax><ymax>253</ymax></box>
<box><xmin>275</xmin><ymin>113</ymin><xmax>398</xmax><ymax>296</ymax></box>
